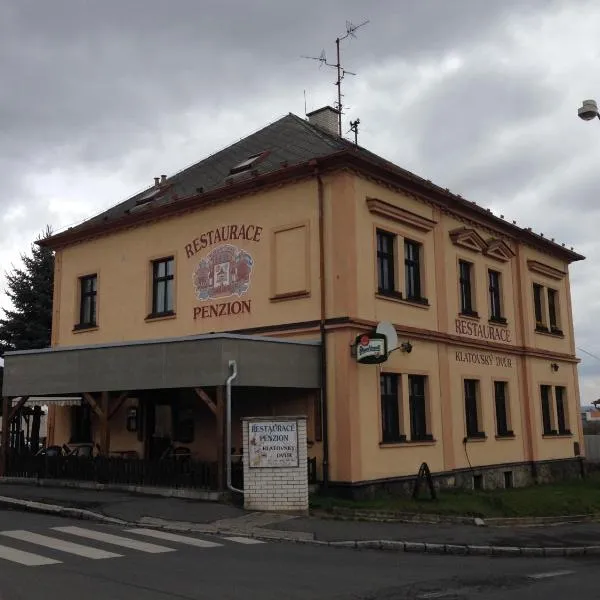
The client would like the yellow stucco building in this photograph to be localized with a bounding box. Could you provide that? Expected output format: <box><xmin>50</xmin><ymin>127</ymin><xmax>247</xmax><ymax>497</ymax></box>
<box><xmin>2</xmin><ymin>106</ymin><xmax>585</xmax><ymax>497</ymax></box>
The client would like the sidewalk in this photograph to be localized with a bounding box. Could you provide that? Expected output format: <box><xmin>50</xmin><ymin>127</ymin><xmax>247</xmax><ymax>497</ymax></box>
<box><xmin>1</xmin><ymin>482</ymin><xmax>600</xmax><ymax>556</ymax></box>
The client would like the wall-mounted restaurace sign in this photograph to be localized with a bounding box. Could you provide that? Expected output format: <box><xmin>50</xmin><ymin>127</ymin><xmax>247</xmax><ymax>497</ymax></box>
<box><xmin>185</xmin><ymin>224</ymin><xmax>262</xmax><ymax>320</ymax></box>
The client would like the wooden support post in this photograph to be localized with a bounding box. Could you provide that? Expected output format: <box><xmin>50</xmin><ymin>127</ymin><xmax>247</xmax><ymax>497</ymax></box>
<box><xmin>108</xmin><ymin>392</ymin><xmax>129</xmax><ymax>421</ymax></box>
<box><xmin>82</xmin><ymin>392</ymin><xmax>110</xmax><ymax>456</ymax></box>
<box><xmin>0</xmin><ymin>397</ymin><xmax>10</xmax><ymax>477</ymax></box>
<box><xmin>47</xmin><ymin>405</ymin><xmax>56</xmax><ymax>446</ymax></box>
<box><xmin>8</xmin><ymin>396</ymin><xmax>30</xmax><ymax>422</ymax></box>
<box><xmin>82</xmin><ymin>392</ymin><xmax>104</xmax><ymax>420</ymax></box>
<box><xmin>193</xmin><ymin>388</ymin><xmax>217</xmax><ymax>415</ymax></box>
<box><xmin>216</xmin><ymin>386</ymin><xmax>225</xmax><ymax>491</ymax></box>
<box><xmin>100</xmin><ymin>392</ymin><xmax>110</xmax><ymax>456</ymax></box>
<box><xmin>30</xmin><ymin>406</ymin><xmax>42</xmax><ymax>453</ymax></box>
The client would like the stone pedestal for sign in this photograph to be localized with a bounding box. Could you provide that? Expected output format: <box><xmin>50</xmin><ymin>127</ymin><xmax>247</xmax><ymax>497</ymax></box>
<box><xmin>242</xmin><ymin>416</ymin><xmax>308</xmax><ymax>513</ymax></box>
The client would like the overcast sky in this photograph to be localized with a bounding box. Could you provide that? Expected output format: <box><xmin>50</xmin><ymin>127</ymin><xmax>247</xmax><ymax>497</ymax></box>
<box><xmin>1</xmin><ymin>0</ymin><xmax>600</xmax><ymax>403</ymax></box>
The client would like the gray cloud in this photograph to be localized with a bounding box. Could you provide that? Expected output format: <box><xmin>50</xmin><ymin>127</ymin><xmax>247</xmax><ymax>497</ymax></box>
<box><xmin>1</xmin><ymin>0</ymin><xmax>600</xmax><ymax>401</ymax></box>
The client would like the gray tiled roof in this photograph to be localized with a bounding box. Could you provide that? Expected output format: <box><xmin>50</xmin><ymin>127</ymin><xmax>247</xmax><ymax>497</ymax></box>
<box><xmin>80</xmin><ymin>112</ymin><xmax>355</xmax><ymax>229</ymax></box>
<box><xmin>49</xmin><ymin>110</ymin><xmax>584</xmax><ymax>263</ymax></box>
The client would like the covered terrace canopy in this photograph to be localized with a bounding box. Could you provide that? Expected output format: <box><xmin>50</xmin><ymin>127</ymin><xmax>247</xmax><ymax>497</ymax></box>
<box><xmin>2</xmin><ymin>332</ymin><xmax>321</xmax><ymax>396</ymax></box>
<box><xmin>0</xmin><ymin>333</ymin><xmax>321</xmax><ymax>480</ymax></box>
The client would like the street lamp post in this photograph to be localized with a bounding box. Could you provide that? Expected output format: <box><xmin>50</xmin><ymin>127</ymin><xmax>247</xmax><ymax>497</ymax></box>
<box><xmin>578</xmin><ymin>99</ymin><xmax>600</xmax><ymax>121</ymax></box>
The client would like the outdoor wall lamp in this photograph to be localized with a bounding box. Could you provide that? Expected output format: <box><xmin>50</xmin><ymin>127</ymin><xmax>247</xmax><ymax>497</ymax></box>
<box><xmin>550</xmin><ymin>362</ymin><xmax>559</xmax><ymax>372</ymax></box>
<box><xmin>126</xmin><ymin>407</ymin><xmax>138</xmax><ymax>432</ymax></box>
<box><xmin>578</xmin><ymin>99</ymin><xmax>600</xmax><ymax>121</ymax></box>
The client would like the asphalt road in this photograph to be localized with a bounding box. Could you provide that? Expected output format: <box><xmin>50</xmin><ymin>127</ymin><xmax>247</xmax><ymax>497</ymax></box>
<box><xmin>0</xmin><ymin>510</ymin><xmax>595</xmax><ymax>599</ymax></box>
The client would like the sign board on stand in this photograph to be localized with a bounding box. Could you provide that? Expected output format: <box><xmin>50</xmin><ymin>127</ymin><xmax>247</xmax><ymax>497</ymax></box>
<box><xmin>248</xmin><ymin>420</ymin><xmax>299</xmax><ymax>468</ymax></box>
<box><xmin>242</xmin><ymin>416</ymin><xmax>308</xmax><ymax>513</ymax></box>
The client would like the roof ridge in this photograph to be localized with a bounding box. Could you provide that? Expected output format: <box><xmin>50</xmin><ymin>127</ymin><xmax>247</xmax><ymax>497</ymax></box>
<box><xmin>286</xmin><ymin>112</ymin><xmax>349</xmax><ymax>150</ymax></box>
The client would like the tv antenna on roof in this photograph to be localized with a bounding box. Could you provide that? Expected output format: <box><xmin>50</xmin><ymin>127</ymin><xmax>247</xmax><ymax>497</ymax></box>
<box><xmin>302</xmin><ymin>19</ymin><xmax>369</xmax><ymax>137</ymax></box>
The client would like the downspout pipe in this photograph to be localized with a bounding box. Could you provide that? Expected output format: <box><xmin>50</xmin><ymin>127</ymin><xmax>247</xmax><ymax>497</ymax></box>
<box><xmin>226</xmin><ymin>359</ymin><xmax>243</xmax><ymax>494</ymax></box>
<box><xmin>317</xmin><ymin>172</ymin><xmax>330</xmax><ymax>491</ymax></box>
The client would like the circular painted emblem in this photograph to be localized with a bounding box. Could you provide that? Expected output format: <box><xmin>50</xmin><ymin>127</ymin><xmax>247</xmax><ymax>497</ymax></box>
<box><xmin>192</xmin><ymin>243</ymin><xmax>254</xmax><ymax>301</ymax></box>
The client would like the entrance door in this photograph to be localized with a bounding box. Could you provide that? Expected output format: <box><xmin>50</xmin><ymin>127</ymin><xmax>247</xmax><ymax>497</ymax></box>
<box><xmin>143</xmin><ymin>397</ymin><xmax>173</xmax><ymax>460</ymax></box>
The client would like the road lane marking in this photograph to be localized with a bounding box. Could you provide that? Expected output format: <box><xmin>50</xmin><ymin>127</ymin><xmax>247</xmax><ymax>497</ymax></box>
<box><xmin>420</xmin><ymin>591</ymin><xmax>466</xmax><ymax>599</ymax></box>
<box><xmin>528</xmin><ymin>570</ymin><xmax>575</xmax><ymax>580</ymax></box>
<box><xmin>125</xmin><ymin>528</ymin><xmax>222</xmax><ymax>548</ymax></box>
<box><xmin>0</xmin><ymin>544</ymin><xmax>61</xmax><ymax>566</ymax></box>
<box><xmin>0</xmin><ymin>530</ymin><xmax>121</xmax><ymax>559</ymax></box>
<box><xmin>223</xmin><ymin>536</ymin><xmax>265</xmax><ymax>544</ymax></box>
<box><xmin>52</xmin><ymin>526</ymin><xmax>175</xmax><ymax>554</ymax></box>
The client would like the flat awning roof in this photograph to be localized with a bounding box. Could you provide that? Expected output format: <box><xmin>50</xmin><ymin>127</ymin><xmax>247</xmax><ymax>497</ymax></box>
<box><xmin>2</xmin><ymin>333</ymin><xmax>321</xmax><ymax>397</ymax></box>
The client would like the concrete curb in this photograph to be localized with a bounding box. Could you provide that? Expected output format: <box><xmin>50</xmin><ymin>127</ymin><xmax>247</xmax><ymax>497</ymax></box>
<box><xmin>144</xmin><ymin>519</ymin><xmax>600</xmax><ymax>558</ymax></box>
<box><xmin>0</xmin><ymin>477</ymin><xmax>222</xmax><ymax>502</ymax></box>
<box><xmin>0</xmin><ymin>495</ymin><xmax>127</xmax><ymax>526</ymax></box>
<box><xmin>314</xmin><ymin>507</ymin><xmax>600</xmax><ymax>528</ymax></box>
<box><xmin>0</xmin><ymin>495</ymin><xmax>597</xmax><ymax>558</ymax></box>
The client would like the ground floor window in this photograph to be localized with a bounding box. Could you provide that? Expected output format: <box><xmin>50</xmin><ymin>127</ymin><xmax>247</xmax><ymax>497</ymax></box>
<box><xmin>540</xmin><ymin>385</ymin><xmax>553</xmax><ymax>434</ymax></box>
<box><xmin>555</xmin><ymin>386</ymin><xmax>569</xmax><ymax>434</ymax></box>
<box><xmin>464</xmin><ymin>379</ymin><xmax>483</xmax><ymax>438</ymax></box>
<box><xmin>493</xmin><ymin>381</ymin><xmax>512</xmax><ymax>437</ymax></box>
<box><xmin>172</xmin><ymin>405</ymin><xmax>195</xmax><ymax>444</ymax></box>
<box><xmin>70</xmin><ymin>404</ymin><xmax>92</xmax><ymax>444</ymax></box>
<box><xmin>541</xmin><ymin>385</ymin><xmax>570</xmax><ymax>436</ymax></box>
<box><xmin>380</xmin><ymin>373</ymin><xmax>402</xmax><ymax>442</ymax></box>
<box><xmin>408</xmin><ymin>375</ymin><xmax>430</xmax><ymax>441</ymax></box>
<box><xmin>380</xmin><ymin>373</ymin><xmax>432</xmax><ymax>443</ymax></box>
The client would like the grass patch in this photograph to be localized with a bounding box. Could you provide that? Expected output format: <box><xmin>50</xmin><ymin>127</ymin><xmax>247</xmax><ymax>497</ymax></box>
<box><xmin>310</xmin><ymin>474</ymin><xmax>600</xmax><ymax>518</ymax></box>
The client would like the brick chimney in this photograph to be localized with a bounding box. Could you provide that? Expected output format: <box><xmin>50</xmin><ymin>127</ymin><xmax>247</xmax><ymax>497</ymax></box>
<box><xmin>306</xmin><ymin>106</ymin><xmax>340</xmax><ymax>136</ymax></box>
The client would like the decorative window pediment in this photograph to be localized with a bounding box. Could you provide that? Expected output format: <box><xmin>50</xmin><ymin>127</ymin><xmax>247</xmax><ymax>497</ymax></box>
<box><xmin>449</xmin><ymin>227</ymin><xmax>487</xmax><ymax>253</ymax></box>
<box><xmin>484</xmin><ymin>238</ymin><xmax>515</xmax><ymax>262</ymax></box>
<box><xmin>527</xmin><ymin>260</ymin><xmax>566</xmax><ymax>281</ymax></box>
<box><xmin>366</xmin><ymin>198</ymin><xmax>437</xmax><ymax>232</ymax></box>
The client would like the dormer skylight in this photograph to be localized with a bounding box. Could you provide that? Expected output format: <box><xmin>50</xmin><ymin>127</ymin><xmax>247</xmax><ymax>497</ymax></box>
<box><xmin>229</xmin><ymin>151</ymin><xmax>268</xmax><ymax>175</ymax></box>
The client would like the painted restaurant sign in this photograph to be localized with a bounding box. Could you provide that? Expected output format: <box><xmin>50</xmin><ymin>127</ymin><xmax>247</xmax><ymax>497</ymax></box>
<box><xmin>455</xmin><ymin>318</ymin><xmax>511</xmax><ymax>343</ymax></box>
<box><xmin>185</xmin><ymin>224</ymin><xmax>262</xmax><ymax>320</ymax></box>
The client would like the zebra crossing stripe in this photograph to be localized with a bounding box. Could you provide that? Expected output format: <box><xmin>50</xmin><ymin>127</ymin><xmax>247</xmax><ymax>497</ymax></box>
<box><xmin>222</xmin><ymin>536</ymin><xmax>265</xmax><ymax>544</ymax></box>
<box><xmin>0</xmin><ymin>543</ymin><xmax>61</xmax><ymax>566</ymax></box>
<box><xmin>0</xmin><ymin>530</ymin><xmax>122</xmax><ymax>559</ymax></box>
<box><xmin>125</xmin><ymin>528</ymin><xmax>222</xmax><ymax>548</ymax></box>
<box><xmin>52</xmin><ymin>526</ymin><xmax>176</xmax><ymax>554</ymax></box>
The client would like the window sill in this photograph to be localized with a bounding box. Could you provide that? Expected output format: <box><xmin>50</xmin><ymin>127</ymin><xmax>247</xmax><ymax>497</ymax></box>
<box><xmin>404</xmin><ymin>296</ymin><xmax>430</xmax><ymax>307</ymax></box>
<box><xmin>465</xmin><ymin>434</ymin><xmax>487</xmax><ymax>442</ymax></box>
<box><xmin>146</xmin><ymin>311</ymin><xmax>176</xmax><ymax>322</ymax></box>
<box><xmin>459</xmin><ymin>311</ymin><xmax>479</xmax><ymax>320</ymax></box>
<box><xmin>489</xmin><ymin>316</ymin><xmax>508</xmax><ymax>326</ymax></box>
<box><xmin>377</xmin><ymin>289</ymin><xmax>403</xmax><ymax>301</ymax></box>
<box><xmin>376</xmin><ymin>293</ymin><xmax>430</xmax><ymax>310</ymax></box>
<box><xmin>495</xmin><ymin>432</ymin><xmax>515</xmax><ymax>440</ymax></box>
<box><xmin>270</xmin><ymin>291</ymin><xmax>311</xmax><ymax>303</ymax></box>
<box><xmin>381</xmin><ymin>435</ymin><xmax>407</xmax><ymax>445</ymax></box>
<box><xmin>380</xmin><ymin>439</ymin><xmax>436</xmax><ymax>448</ymax></box>
<box><xmin>535</xmin><ymin>326</ymin><xmax>564</xmax><ymax>339</ymax></box>
<box><xmin>543</xmin><ymin>431</ymin><xmax>572</xmax><ymax>439</ymax></box>
<box><xmin>73</xmin><ymin>323</ymin><xmax>98</xmax><ymax>333</ymax></box>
